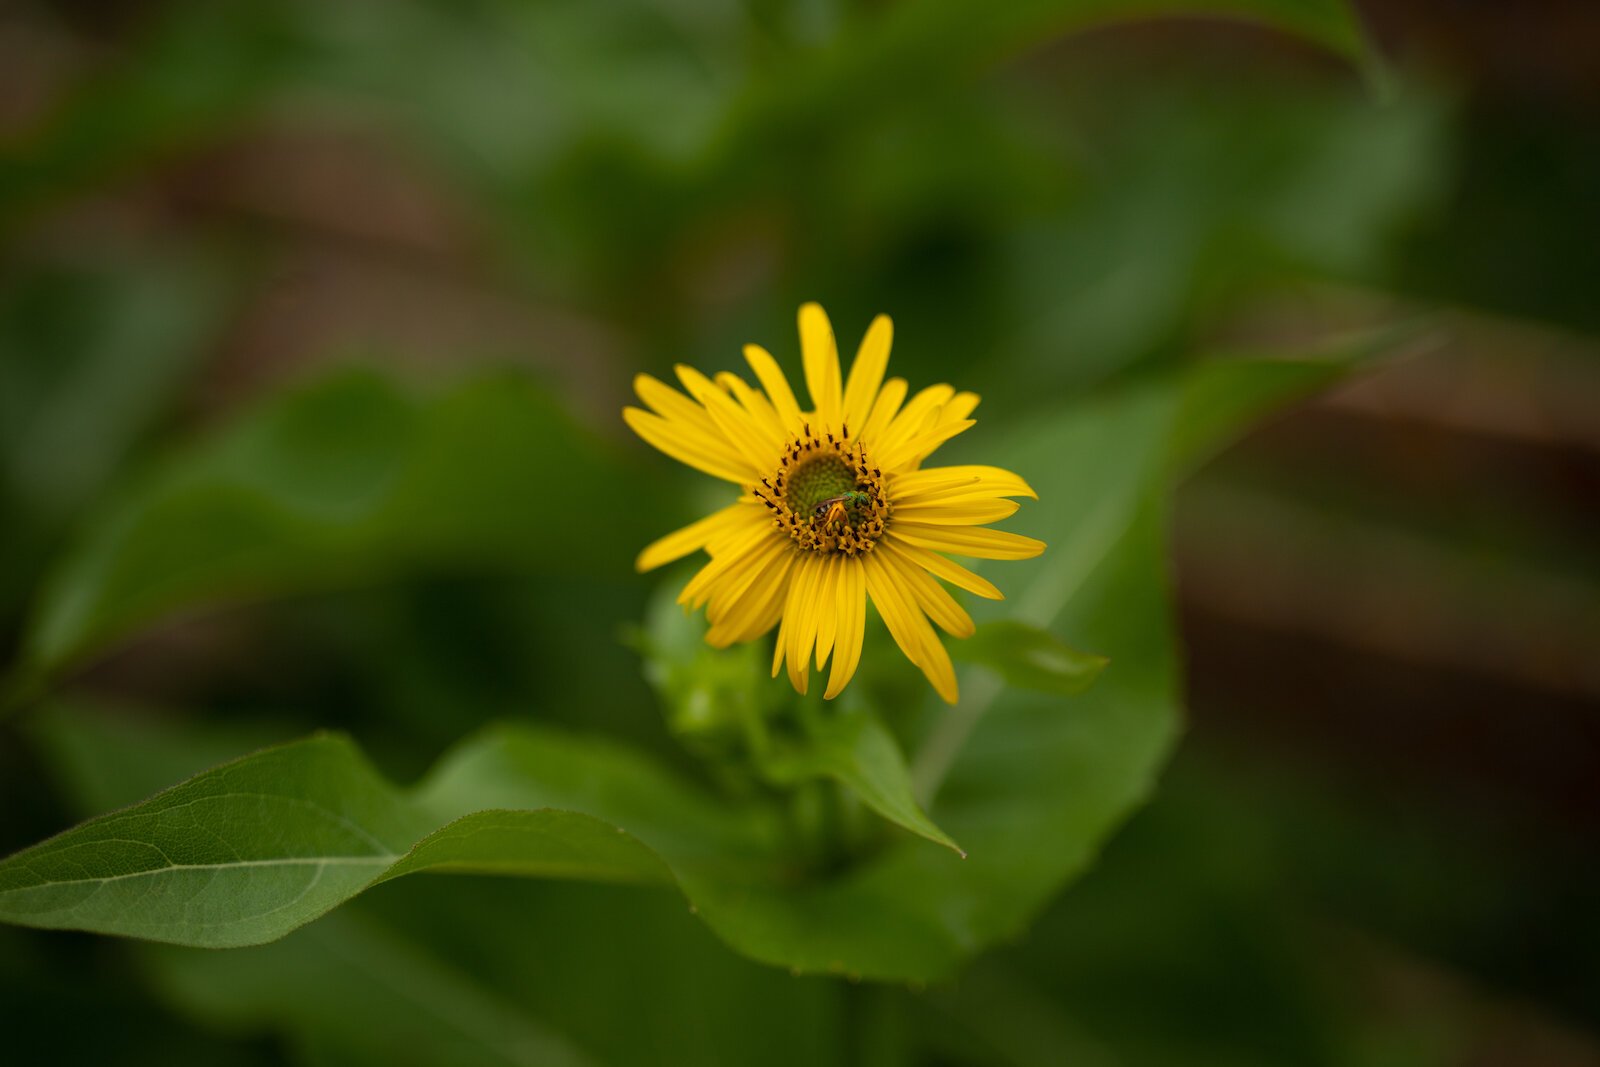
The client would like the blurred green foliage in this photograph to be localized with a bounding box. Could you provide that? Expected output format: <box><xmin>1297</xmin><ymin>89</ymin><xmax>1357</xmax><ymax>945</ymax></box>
<box><xmin>17</xmin><ymin>371</ymin><xmax>666</xmax><ymax>686</ymax></box>
<box><xmin>0</xmin><ymin>252</ymin><xmax>229</xmax><ymax>617</ymax></box>
<box><xmin>2</xmin><ymin>0</ymin><xmax>1595</xmax><ymax>1063</ymax></box>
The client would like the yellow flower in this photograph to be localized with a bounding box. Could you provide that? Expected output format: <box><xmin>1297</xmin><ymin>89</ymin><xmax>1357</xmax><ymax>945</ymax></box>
<box><xmin>625</xmin><ymin>303</ymin><xmax>1044</xmax><ymax>704</ymax></box>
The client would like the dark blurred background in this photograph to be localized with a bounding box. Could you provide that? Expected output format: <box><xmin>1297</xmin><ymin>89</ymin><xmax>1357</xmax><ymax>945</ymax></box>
<box><xmin>1</xmin><ymin>0</ymin><xmax>1597</xmax><ymax>1063</ymax></box>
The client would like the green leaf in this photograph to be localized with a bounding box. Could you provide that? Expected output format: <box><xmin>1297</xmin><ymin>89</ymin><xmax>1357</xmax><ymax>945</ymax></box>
<box><xmin>950</xmin><ymin>620</ymin><xmax>1108</xmax><ymax>696</ymax></box>
<box><xmin>0</xmin><ymin>733</ymin><xmax>700</xmax><ymax>948</ymax></box>
<box><xmin>16</xmin><ymin>370</ymin><xmax>665</xmax><ymax>689</ymax></box>
<box><xmin>382</xmin><ymin>811</ymin><xmax>674</xmax><ymax>886</ymax></box>
<box><xmin>412</xmin><ymin>724</ymin><xmax>781</xmax><ymax>875</ymax></box>
<box><xmin>761</xmin><ymin>711</ymin><xmax>964</xmax><ymax>857</ymax></box>
<box><xmin>0</xmin><ymin>736</ymin><xmax>429</xmax><ymax>947</ymax></box>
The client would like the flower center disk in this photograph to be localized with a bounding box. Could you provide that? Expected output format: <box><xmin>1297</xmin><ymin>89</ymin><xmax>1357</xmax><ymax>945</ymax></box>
<box><xmin>755</xmin><ymin>424</ymin><xmax>887</xmax><ymax>556</ymax></box>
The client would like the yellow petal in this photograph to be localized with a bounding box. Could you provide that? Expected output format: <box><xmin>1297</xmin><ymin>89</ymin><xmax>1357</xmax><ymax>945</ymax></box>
<box><xmin>716</xmin><ymin>371</ymin><xmax>785</xmax><ymax>442</ymax></box>
<box><xmin>825</xmin><ymin>558</ymin><xmax>866</xmax><ymax>699</ymax></box>
<box><xmin>634</xmin><ymin>373</ymin><xmax>719</xmax><ymax>434</ymax></box>
<box><xmin>799</xmin><ymin>303</ymin><xmax>842</xmax><ymax>430</ymax></box>
<box><xmin>899</xmin><ymin>392</ymin><xmax>981</xmax><ymax>471</ymax></box>
<box><xmin>859</xmin><ymin>377</ymin><xmax>908</xmax><ymax>446</ymax></box>
<box><xmin>814</xmin><ymin>555</ymin><xmax>840</xmax><ymax>670</ymax></box>
<box><xmin>892</xmin><ymin>465</ymin><xmax>1036</xmax><ymax>501</ymax></box>
<box><xmin>744</xmin><ymin>344</ymin><xmax>804</xmax><ymax>435</ymax></box>
<box><xmin>677</xmin><ymin>514</ymin><xmax>780</xmax><ymax>608</ymax></box>
<box><xmin>873</xmin><ymin>383</ymin><xmax>954</xmax><ymax>459</ymax></box>
<box><xmin>883</xmin><ymin>533</ymin><xmax>1004</xmax><ymax>600</ymax></box>
<box><xmin>674</xmin><ymin>364</ymin><xmax>779</xmax><ymax>472</ymax></box>
<box><xmin>707</xmin><ymin>550</ymin><xmax>792</xmax><ymax>648</ymax></box>
<box><xmin>890</xmin><ymin>498</ymin><xmax>1020</xmax><ymax>525</ymax></box>
<box><xmin>784</xmin><ymin>553</ymin><xmax>825</xmax><ymax>694</ymax></box>
<box><xmin>703</xmin><ymin>534</ymin><xmax>789</xmax><ymax>622</ymax></box>
<box><xmin>877</xmin><ymin>417</ymin><xmax>975</xmax><ymax>472</ymax></box>
<box><xmin>635</xmin><ymin>502</ymin><xmax>749</xmax><ymax>572</ymax></box>
<box><xmin>880</xmin><ymin>541</ymin><xmax>975</xmax><ymax>638</ymax></box>
<box><xmin>623</xmin><ymin>407</ymin><xmax>750</xmax><ymax>484</ymax></box>
<box><xmin>841</xmin><ymin>314</ymin><xmax>892</xmax><ymax>436</ymax></box>
<box><xmin>891</xmin><ymin>522</ymin><xmax>1047</xmax><ymax>561</ymax></box>
<box><xmin>942</xmin><ymin>391</ymin><xmax>980</xmax><ymax>422</ymax></box>
<box><xmin>864</xmin><ymin>551</ymin><xmax>958</xmax><ymax>704</ymax></box>
<box><xmin>771</xmin><ymin>606</ymin><xmax>790</xmax><ymax>679</ymax></box>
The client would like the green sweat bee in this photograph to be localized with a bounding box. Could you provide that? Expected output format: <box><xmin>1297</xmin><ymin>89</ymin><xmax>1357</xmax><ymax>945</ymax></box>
<box><xmin>812</xmin><ymin>490</ymin><xmax>871</xmax><ymax>528</ymax></box>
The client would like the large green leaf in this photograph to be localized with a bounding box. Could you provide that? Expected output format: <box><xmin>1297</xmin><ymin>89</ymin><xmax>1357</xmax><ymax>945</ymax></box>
<box><xmin>0</xmin><ymin>736</ymin><xmax>429</xmax><ymax>947</ymax></box>
<box><xmin>0</xmin><ymin>731</ymin><xmax>721</xmax><ymax>948</ymax></box>
<box><xmin>384</xmin><ymin>810</ymin><xmax>674</xmax><ymax>885</ymax></box>
<box><xmin>15</xmin><ymin>370</ymin><xmax>665</xmax><ymax>690</ymax></box>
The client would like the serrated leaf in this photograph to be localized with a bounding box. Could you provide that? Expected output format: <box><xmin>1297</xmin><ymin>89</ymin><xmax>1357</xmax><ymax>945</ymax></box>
<box><xmin>950</xmin><ymin>620</ymin><xmax>1107</xmax><ymax>696</ymax></box>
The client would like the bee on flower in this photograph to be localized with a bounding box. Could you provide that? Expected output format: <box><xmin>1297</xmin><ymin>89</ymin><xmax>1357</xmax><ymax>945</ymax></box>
<box><xmin>625</xmin><ymin>304</ymin><xmax>1044</xmax><ymax>704</ymax></box>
